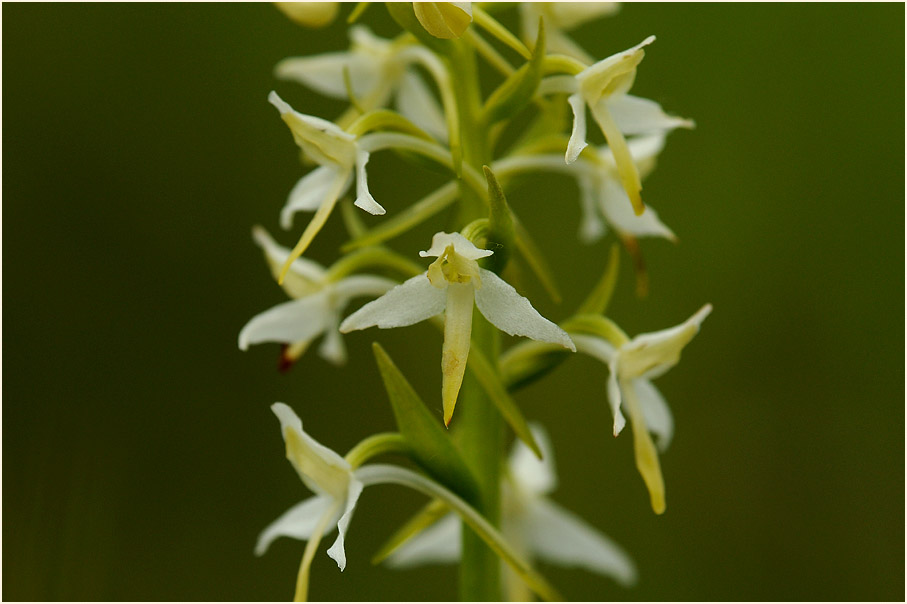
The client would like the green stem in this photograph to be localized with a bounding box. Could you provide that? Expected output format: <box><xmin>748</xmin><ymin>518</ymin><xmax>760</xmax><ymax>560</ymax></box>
<box><xmin>445</xmin><ymin>37</ymin><xmax>503</xmax><ymax>602</ymax></box>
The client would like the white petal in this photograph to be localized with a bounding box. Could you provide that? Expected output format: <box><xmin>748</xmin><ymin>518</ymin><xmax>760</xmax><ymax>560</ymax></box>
<box><xmin>619</xmin><ymin>304</ymin><xmax>712</xmax><ymax>380</ymax></box>
<box><xmin>508</xmin><ymin>423</ymin><xmax>557</xmax><ymax>496</ymax></box>
<box><xmin>326</xmin><ymin>478</ymin><xmax>364</xmax><ymax>571</ymax></box>
<box><xmin>420</xmin><ymin>231</ymin><xmax>493</xmax><ymax>260</ymax></box>
<box><xmin>607</xmin><ymin>94</ymin><xmax>694</xmax><ymax>136</ymax></box>
<box><xmin>577</xmin><ymin>172</ymin><xmax>607</xmax><ymax>243</ymax></box>
<box><xmin>474</xmin><ymin>269</ymin><xmax>575</xmax><ymax>351</ymax></box>
<box><xmin>282</xmin><ymin>166</ymin><xmax>351</xmax><ymax>229</ymax></box>
<box><xmin>396</xmin><ymin>70</ymin><xmax>448</xmax><ymax>143</ymax></box>
<box><xmin>269</xmin><ymin>91</ymin><xmax>356</xmax><ymax>167</ymax></box>
<box><xmin>332</xmin><ymin>275</ymin><xmax>398</xmax><ymax>303</ymax></box>
<box><xmin>271</xmin><ymin>403</ymin><xmax>353</xmax><ymax>499</ymax></box>
<box><xmin>384</xmin><ymin>512</ymin><xmax>462</xmax><ymax>568</ymax></box>
<box><xmin>353</xmin><ymin>148</ymin><xmax>386</xmax><ymax>215</ymax></box>
<box><xmin>251</xmin><ymin>225</ymin><xmax>326</xmax><ymax>298</ymax></box>
<box><xmin>565</xmin><ymin>93</ymin><xmax>588</xmax><ymax>164</ymax></box>
<box><xmin>238</xmin><ymin>293</ymin><xmax>331</xmax><ymax>351</ymax></box>
<box><xmin>608</xmin><ymin>361</ymin><xmax>627</xmax><ymax>436</ymax></box>
<box><xmin>339</xmin><ymin>273</ymin><xmax>447</xmax><ymax>332</ymax></box>
<box><xmin>633</xmin><ymin>379</ymin><xmax>673</xmax><ymax>452</ymax></box>
<box><xmin>523</xmin><ymin>498</ymin><xmax>637</xmax><ymax>586</ymax></box>
<box><xmin>599</xmin><ymin>178</ymin><xmax>676</xmax><ymax>240</ymax></box>
<box><xmin>317</xmin><ymin>313</ymin><xmax>347</xmax><ymax>366</ymax></box>
<box><xmin>275</xmin><ymin>52</ymin><xmax>381</xmax><ymax>99</ymax></box>
<box><xmin>255</xmin><ymin>495</ymin><xmax>337</xmax><ymax>556</ymax></box>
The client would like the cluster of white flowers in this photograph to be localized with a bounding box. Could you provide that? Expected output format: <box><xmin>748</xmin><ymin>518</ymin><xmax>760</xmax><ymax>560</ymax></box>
<box><xmin>241</xmin><ymin>3</ymin><xmax>711</xmax><ymax>601</ymax></box>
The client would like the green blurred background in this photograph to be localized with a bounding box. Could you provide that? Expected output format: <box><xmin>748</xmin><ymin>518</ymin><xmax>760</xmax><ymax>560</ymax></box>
<box><xmin>3</xmin><ymin>3</ymin><xmax>904</xmax><ymax>601</ymax></box>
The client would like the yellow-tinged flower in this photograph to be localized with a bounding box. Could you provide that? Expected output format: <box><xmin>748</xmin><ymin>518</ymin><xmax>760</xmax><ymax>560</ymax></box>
<box><xmin>340</xmin><ymin>232</ymin><xmax>574</xmax><ymax>425</ymax></box>
<box><xmin>572</xmin><ymin>305</ymin><xmax>711</xmax><ymax>514</ymax></box>
<box><xmin>413</xmin><ymin>2</ymin><xmax>472</xmax><ymax>39</ymax></box>
<box><xmin>274</xmin><ymin>2</ymin><xmax>339</xmax><ymax>28</ymax></box>
<box><xmin>540</xmin><ymin>37</ymin><xmax>693</xmax><ymax>216</ymax></box>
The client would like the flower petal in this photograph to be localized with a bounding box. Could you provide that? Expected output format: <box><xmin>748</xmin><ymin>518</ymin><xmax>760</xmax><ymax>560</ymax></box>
<box><xmin>271</xmin><ymin>403</ymin><xmax>352</xmax><ymax>499</ymax></box>
<box><xmin>326</xmin><ymin>477</ymin><xmax>364</xmax><ymax>571</ymax></box>
<box><xmin>384</xmin><ymin>512</ymin><xmax>462</xmax><ymax>568</ymax></box>
<box><xmin>282</xmin><ymin>165</ymin><xmax>351</xmax><ymax>229</ymax></box>
<box><xmin>254</xmin><ymin>495</ymin><xmax>337</xmax><ymax>556</ymax></box>
<box><xmin>441</xmin><ymin>282</ymin><xmax>475</xmax><ymax>425</ymax></box>
<box><xmin>269</xmin><ymin>91</ymin><xmax>356</xmax><ymax>167</ymax></box>
<box><xmin>396</xmin><ymin>70</ymin><xmax>449</xmax><ymax>143</ymax></box>
<box><xmin>339</xmin><ymin>273</ymin><xmax>447</xmax><ymax>332</ymax></box>
<box><xmin>598</xmin><ymin>178</ymin><xmax>676</xmax><ymax>240</ymax></box>
<box><xmin>474</xmin><ymin>269</ymin><xmax>575</xmax><ymax>351</ymax></box>
<box><xmin>420</xmin><ymin>231</ymin><xmax>492</xmax><ymax>260</ymax></box>
<box><xmin>523</xmin><ymin>498</ymin><xmax>637</xmax><ymax>586</ymax></box>
<box><xmin>633</xmin><ymin>379</ymin><xmax>673</xmax><ymax>452</ymax></box>
<box><xmin>317</xmin><ymin>312</ymin><xmax>347</xmax><ymax>366</ymax></box>
<box><xmin>621</xmin><ymin>380</ymin><xmax>666</xmax><ymax>514</ymax></box>
<box><xmin>354</xmin><ymin>148</ymin><xmax>387</xmax><ymax>215</ymax></box>
<box><xmin>607</xmin><ymin>363</ymin><xmax>627</xmax><ymax>436</ymax></box>
<box><xmin>570</xmin><ymin>334</ymin><xmax>626</xmax><ymax>435</ymax></box>
<box><xmin>275</xmin><ymin>52</ymin><xmax>381</xmax><ymax>100</ymax></box>
<box><xmin>508</xmin><ymin>423</ymin><xmax>557</xmax><ymax>496</ymax></box>
<box><xmin>251</xmin><ymin>225</ymin><xmax>326</xmax><ymax>299</ymax></box>
<box><xmin>577</xmin><ymin>172</ymin><xmax>607</xmax><ymax>243</ymax></box>
<box><xmin>238</xmin><ymin>293</ymin><xmax>331</xmax><ymax>351</ymax></box>
<box><xmin>589</xmin><ymin>97</ymin><xmax>644</xmax><ymax>215</ymax></box>
<box><xmin>607</xmin><ymin>94</ymin><xmax>694</xmax><ymax>136</ymax></box>
<box><xmin>619</xmin><ymin>304</ymin><xmax>712</xmax><ymax>381</ymax></box>
<box><xmin>565</xmin><ymin>93</ymin><xmax>588</xmax><ymax>164</ymax></box>
<box><xmin>332</xmin><ymin>275</ymin><xmax>398</xmax><ymax>303</ymax></box>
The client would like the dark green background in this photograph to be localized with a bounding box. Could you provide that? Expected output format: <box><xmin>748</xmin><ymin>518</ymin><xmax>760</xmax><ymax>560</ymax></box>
<box><xmin>4</xmin><ymin>3</ymin><xmax>904</xmax><ymax>601</ymax></box>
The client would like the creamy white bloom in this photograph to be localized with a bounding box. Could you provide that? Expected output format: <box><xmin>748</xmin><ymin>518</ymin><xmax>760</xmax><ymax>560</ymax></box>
<box><xmin>238</xmin><ymin>227</ymin><xmax>396</xmax><ymax>366</ymax></box>
<box><xmin>386</xmin><ymin>424</ymin><xmax>637</xmax><ymax>596</ymax></box>
<box><xmin>520</xmin><ymin>3</ymin><xmax>620</xmax><ymax>63</ymax></box>
<box><xmin>540</xmin><ymin>37</ymin><xmax>693</xmax><ymax>216</ymax></box>
<box><xmin>494</xmin><ymin>134</ymin><xmax>675</xmax><ymax>244</ymax></box>
<box><xmin>340</xmin><ymin>232</ymin><xmax>574</xmax><ymax>425</ymax></box>
<box><xmin>572</xmin><ymin>304</ymin><xmax>712</xmax><ymax>514</ymax></box>
<box><xmin>275</xmin><ymin>26</ymin><xmax>448</xmax><ymax>142</ymax></box>
<box><xmin>256</xmin><ymin>403</ymin><xmax>365</xmax><ymax>602</ymax></box>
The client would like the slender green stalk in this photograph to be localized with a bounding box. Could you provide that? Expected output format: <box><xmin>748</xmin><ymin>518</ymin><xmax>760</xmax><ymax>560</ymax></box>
<box><xmin>445</xmin><ymin>37</ymin><xmax>504</xmax><ymax>602</ymax></box>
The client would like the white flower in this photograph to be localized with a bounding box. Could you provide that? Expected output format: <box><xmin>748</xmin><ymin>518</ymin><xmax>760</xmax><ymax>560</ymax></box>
<box><xmin>340</xmin><ymin>232</ymin><xmax>575</xmax><ymax>425</ymax></box>
<box><xmin>275</xmin><ymin>26</ymin><xmax>448</xmax><ymax>143</ymax></box>
<box><xmin>270</xmin><ymin>90</ymin><xmax>386</xmax><ymax>230</ymax></box>
<box><xmin>520</xmin><ymin>3</ymin><xmax>620</xmax><ymax>63</ymax></box>
<box><xmin>540</xmin><ymin>37</ymin><xmax>693</xmax><ymax>216</ymax></box>
<box><xmin>494</xmin><ymin>134</ymin><xmax>675</xmax><ymax>244</ymax></box>
<box><xmin>385</xmin><ymin>424</ymin><xmax>637</xmax><ymax>597</ymax></box>
<box><xmin>238</xmin><ymin>226</ymin><xmax>396</xmax><ymax>366</ymax></box>
<box><xmin>256</xmin><ymin>403</ymin><xmax>365</xmax><ymax>601</ymax></box>
<box><xmin>572</xmin><ymin>304</ymin><xmax>712</xmax><ymax>514</ymax></box>
<box><xmin>413</xmin><ymin>2</ymin><xmax>473</xmax><ymax>39</ymax></box>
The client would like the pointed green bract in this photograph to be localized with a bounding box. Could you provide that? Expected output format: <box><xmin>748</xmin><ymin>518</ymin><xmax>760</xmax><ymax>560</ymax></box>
<box><xmin>482</xmin><ymin>166</ymin><xmax>514</xmax><ymax>275</ymax></box>
<box><xmin>480</xmin><ymin>18</ymin><xmax>546</xmax><ymax>126</ymax></box>
<box><xmin>372</xmin><ymin>342</ymin><xmax>480</xmax><ymax>504</ymax></box>
<box><xmin>577</xmin><ymin>242</ymin><xmax>621</xmax><ymax>315</ymax></box>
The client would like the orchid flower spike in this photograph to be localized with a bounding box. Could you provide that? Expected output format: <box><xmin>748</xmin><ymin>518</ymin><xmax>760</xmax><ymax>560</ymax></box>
<box><xmin>238</xmin><ymin>226</ymin><xmax>396</xmax><ymax>366</ymax></box>
<box><xmin>340</xmin><ymin>232</ymin><xmax>574</xmax><ymax>425</ymax></box>
<box><xmin>540</xmin><ymin>37</ymin><xmax>693</xmax><ymax>216</ymax></box>
<box><xmin>386</xmin><ymin>424</ymin><xmax>637</xmax><ymax>598</ymax></box>
<box><xmin>572</xmin><ymin>304</ymin><xmax>712</xmax><ymax>514</ymax></box>
<box><xmin>256</xmin><ymin>403</ymin><xmax>365</xmax><ymax>602</ymax></box>
<box><xmin>275</xmin><ymin>26</ymin><xmax>448</xmax><ymax>142</ymax></box>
